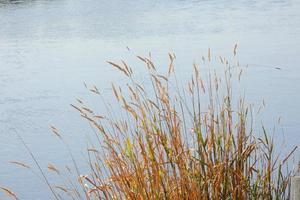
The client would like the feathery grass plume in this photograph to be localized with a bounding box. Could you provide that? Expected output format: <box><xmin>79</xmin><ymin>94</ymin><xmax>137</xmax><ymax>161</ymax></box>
<box><xmin>9</xmin><ymin>161</ymin><xmax>30</xmax><ymax>169</ymax></box>
<box><xmin>0</xmin><ymin>187</ymin><xmax>19</xmax><ymax>200</ymax></box>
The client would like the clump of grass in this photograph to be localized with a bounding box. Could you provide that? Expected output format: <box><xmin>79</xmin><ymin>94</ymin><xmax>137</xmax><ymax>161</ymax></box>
<box><xmin>6</xmin><ymin>48</ymin><xmax>297</xmax><ymax>200</ymax></box>
<box><xmin>65</xmin><ymin>48</ymin><xmax>296</xmax><ymax>200</ymax></box>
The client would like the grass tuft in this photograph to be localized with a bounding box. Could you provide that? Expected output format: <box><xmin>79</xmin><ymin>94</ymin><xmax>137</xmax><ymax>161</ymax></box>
<box><xmin>5</xmin><ymin>48</ymin><xmax>297</xmax><ymax>200</ymax></box>
<box><xmin>60</xmin><ymin>48</ymin><xmax>296</xmax><ymax>199</ymax></box>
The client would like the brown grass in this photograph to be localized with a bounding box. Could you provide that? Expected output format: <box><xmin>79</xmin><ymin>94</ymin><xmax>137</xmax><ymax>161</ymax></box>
<box><xmin>5</xmin><ymin>47</ymin><xmax>297</xmax><ymax>200</ymax></box>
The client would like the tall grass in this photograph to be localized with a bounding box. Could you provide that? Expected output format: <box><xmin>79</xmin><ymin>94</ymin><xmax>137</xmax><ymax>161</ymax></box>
<box><xmin>5</xmin><ymin>48</ymin><xmax>297</xmax><ymax>200</ymax></box>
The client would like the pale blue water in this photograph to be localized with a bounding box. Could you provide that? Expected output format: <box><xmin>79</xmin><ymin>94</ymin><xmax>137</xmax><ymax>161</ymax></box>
<box><xmin>0</xmin><ymin>0</ymin><xmax>300</xmax><ymax>199</ymax></box>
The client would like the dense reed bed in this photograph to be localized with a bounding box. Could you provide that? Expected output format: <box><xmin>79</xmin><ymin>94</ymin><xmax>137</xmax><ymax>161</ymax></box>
<box><xmin>4</xmin><ymin>48</ymin><xmax>297</xmax><ymax>200</ymax></box>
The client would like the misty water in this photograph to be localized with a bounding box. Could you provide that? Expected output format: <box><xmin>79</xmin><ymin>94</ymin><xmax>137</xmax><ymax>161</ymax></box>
<box><xmin>0</xmin><ymin>0</ymin><xmax>300</xmax><ymax>199</ymax></box>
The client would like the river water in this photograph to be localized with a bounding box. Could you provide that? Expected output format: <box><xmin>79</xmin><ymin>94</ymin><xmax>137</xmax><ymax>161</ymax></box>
<box><xmin>0</xmin><ymin>0</ymin><xmax>300</xmax><ymax>199</ymax></box>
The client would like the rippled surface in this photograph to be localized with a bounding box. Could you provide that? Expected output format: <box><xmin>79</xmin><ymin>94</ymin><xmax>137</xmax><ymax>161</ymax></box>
<box><xmin>1</xmin><ymin>0</ymin><xmax>300</xmax><ymax>198</ymax></box>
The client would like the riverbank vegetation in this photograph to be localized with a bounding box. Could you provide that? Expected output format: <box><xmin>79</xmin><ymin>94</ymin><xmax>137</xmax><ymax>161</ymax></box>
<box><xmin>4</xmin><ymin>47</ymin><xmax>297</xmax><ymax>200</ymax></box>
